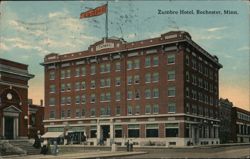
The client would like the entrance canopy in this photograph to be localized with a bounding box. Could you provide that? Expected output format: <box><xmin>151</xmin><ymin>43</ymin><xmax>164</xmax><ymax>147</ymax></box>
<box><xmin>41</xmin><ymin>132</ymin><xmax>63</xmax><ymax>138</ymax></box>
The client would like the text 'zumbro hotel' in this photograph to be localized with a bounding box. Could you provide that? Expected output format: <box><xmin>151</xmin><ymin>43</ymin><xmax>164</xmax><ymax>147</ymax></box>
<box><xmin>42</xmin><ymin>31</ymin><xmax>222</xmax><ymax>147</ymax></box>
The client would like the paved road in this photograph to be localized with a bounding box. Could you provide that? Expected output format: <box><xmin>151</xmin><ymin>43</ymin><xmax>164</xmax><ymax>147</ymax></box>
<box><xmin>120</xmin><ymin>145</ymin><xmax>250</xmax><ymax>158</ymax></box>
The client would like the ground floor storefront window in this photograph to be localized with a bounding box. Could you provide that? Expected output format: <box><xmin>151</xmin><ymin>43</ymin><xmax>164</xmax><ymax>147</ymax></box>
<box><xmin>165</xmin><ymin>123</ymin><xmax>179</xmax><ymax>137</ymax></box>
<box><xmin>146</xmin><ymin>124</ymin><xmax>159</xmax><ymax>137</ymax></box>
<box><xmin>128</xmin><ymin>124</ymin><xmax>139</xmax><ymax>138</ymax></box>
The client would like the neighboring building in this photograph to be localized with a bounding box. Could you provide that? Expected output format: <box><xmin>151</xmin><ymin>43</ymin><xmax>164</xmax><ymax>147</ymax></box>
<box><xmin>0</xmin><ymin>58</ymin><xmax>34</xmax><ymax>139</ymax></box>
<box><xmin>231</xmin><ymin>107</ymin><xmax>250</xmax><ymax>143</ymax></box>
<box><xmin>218</xmin><ymin>98</ymin><xmax>233</xmax><ymax>143</ymax></box>
<box><xmin>28</xmin><ymin>99</ymin><xmax>44</xmax><ymax>139</ymax></box>
<box><xmin>42</xmin><ymin>31</ymin><xmax>222</xmax><ymax>146</ymax></box>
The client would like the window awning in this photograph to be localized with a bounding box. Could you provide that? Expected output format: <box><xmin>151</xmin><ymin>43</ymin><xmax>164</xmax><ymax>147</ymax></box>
<box><xmin>41</xmin><ymin>132</ymin><xmax>64</xmax><ymax>138</ymax></box>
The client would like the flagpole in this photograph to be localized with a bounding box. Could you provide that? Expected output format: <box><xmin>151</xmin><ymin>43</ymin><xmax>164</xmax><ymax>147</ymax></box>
<box><xmin>105</xmin><ymin>1</ymin><xmax>108</xmax><ymax>40</ymax></box>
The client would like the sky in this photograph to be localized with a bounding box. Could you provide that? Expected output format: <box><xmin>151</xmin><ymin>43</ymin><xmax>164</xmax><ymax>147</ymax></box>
<box><xmin>0</xmin><ymin>1</ymin><xmax>249</xmax><ymax>111</ymax></box>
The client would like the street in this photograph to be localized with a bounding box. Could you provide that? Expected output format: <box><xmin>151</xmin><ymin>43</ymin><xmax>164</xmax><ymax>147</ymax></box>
<box><xmin>118</xmin><ymin>145</ymin><xmax>250</xmax><ymax>158</ymax></box>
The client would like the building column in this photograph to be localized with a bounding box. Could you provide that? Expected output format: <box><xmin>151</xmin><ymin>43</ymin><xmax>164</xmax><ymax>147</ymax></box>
<box><xmin>2</xmin><ymin>116</ymin><xmax>4</xmax><ymax>137</ymax></box>
<box><xmin>97</xmin><ymin>122</ymin><xmax>101</xmax><ymax>145</ymax></box>
<box><xmin>110</xmin><ymin>120</ymin><xmax>114</xmax><ymax>141</ymax></box>
<box><xmin>16</xmin><ymin>117</ymin><xmax>19</xmax><ymax>138</ymax></box>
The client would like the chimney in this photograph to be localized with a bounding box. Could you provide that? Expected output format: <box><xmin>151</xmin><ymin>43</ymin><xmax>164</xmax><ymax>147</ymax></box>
<box><xmin>40</xmin><ymin>99</ymin><xmax>43</xmax><ymax>106</ymax></box>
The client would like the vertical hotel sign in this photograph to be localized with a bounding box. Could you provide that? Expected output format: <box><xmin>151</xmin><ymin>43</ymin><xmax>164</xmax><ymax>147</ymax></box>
<box><xmin>80</xmin><ymin>4</ymin><xmax>107</xmax><ymax>19</ymax></box>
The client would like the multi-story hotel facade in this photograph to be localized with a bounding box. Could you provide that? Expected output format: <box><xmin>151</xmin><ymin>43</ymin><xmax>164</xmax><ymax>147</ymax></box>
<box><xmin>42</xmin><ymin>31</ymin><xmax>222</xmax><ymax>146</ymax></box>
<box><xmin>231</xmin><ymin>107</ymin><xmax>250</xmax><ymax>143</ymax></box>
<box><xmin>0</xmin><ymin>58</ymin><xmax>34</xmax><ymax>139</ymax></box>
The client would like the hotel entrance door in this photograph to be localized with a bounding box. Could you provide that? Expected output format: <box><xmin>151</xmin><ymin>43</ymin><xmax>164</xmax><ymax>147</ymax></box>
<box><xmin>5</xmin><ymin>116</ymin><xmax>14</xmax><ymax>139</ymax></box>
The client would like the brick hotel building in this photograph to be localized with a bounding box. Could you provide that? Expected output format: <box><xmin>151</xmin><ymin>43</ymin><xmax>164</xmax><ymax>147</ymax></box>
<box><xmin>42</xmin><ymin>31</ymin><xmax>222</xmax><ymax>146</ymax></box>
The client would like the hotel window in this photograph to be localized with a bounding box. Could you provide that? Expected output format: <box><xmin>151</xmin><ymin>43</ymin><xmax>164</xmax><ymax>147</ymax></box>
<box><xmin>100</xmin><ymin>107</ymin><xmax>105</xmax><ymax>116</ymax></box>
<box><xmin>145</xmin><ymin>57</ymin><xmax>151</xmax><ymax>67</ymax></box>
<box><xmin>153</xmin><ymin>88</ymin><xmax>159</xmax><ymax>98</ymax></box>
<box><xmin>210</xmin><ymin>97</ymin><xmax>213</xmax><ymax>105</ymax></box>
<box><xmin>134</xmin><ymin>75</ymin><xmax>140</xmax><ymax>84</ymax></box>
<box><xmin>106</xmin><ymin>63</ymin><xmax>110</xmax><ymax>72</ymax></box>
<box><xmin>127</xmin><ymin>60</ymin><xmax>133</xmax><ymax>70</ymax></box>
<box><xmin>198</xmin><ymin>106</ymin><xmax>203</xmax><ymax>116</ymax></box>
<box><xmin>49</xmin><ymin>98</ymin><xmax>55</xmax><ymax>106</ymax></box>
<box><xmin>152</xmin><ymin>72</ymin><xmax>159</xmax><ymax>82</ymax></box>
<box><xmin>153</xmin><ymin>104</ymin><xmax>159</xmax><ymax>114</ymax></box>
<box><xmin>90</xmin><ymin>126</ymin><xmax>97</xmax><ymax>137</ymax></box>
<box><xmin>115</xmin><ymin>77</ymin><xmax>121</xmax><ymax>86</ymax></box>
<box><xmin>127</xmin><ymin>76</ymin><xmax>133</xmax><ymax>85</ymax></box>
<box><xmin>90</xmin><ymin>65</ymin><xmax>96</xmax><ymax>75</ymax></box>
<box><xmin>185</xmin><ymin>103</ymin><xmax>190</xmax><ymax>113</ymax></box>
<box><xmin>134</xmin><ymin>59</ymin><xmax>140</xmax><ymax>69</ymax></box>
<box><xmin>75</xmin><ymin>82</ymin><xmax>80</xmax><ymax>91</ymax></box>
<box><xmin>165</xmin><ymin>123</ymin><xmax>179</xmax><ymax>137</ymax></box>
<box><xmin>115</xmin><ymin>125</ymin><xmax>122</xmax><ymax>138</ymax></box>
<box><xmin>145</xmin><ymin>73</ymin><xmax>151</xmax><ymax>83</ymax></box>
<box><xmin>50</xmin><ymin>85</ymin><xmax>56</xmax><ymax>93</ymax></box>
<box><xmin>145</xmin><ymin>104</ymin><xmax>151</xmax><ymax>114</ymax></box>
<box><xmin>66</xmin><ymin>69</ymin><xmax>71</xmax><ymax>78</ymax></box>
<box><xmin>76</xmin><ymin>109</ymin><xmax>80</xmax><ymax>118</ymax></box>
<box><xmin>210</xmin><ymin>84</ymin><xmax>213</xmax><ymax>92</ymax></box>
<box><xmin>167</xmin><ymin>54</ymin><xmax>175</xmax><ymax>64</ymax></box>
<box><xmin>127</xmin><ymin>91</ymin><xmax>133</xmax><ymax>100</ymax></box>
<box><xmin>100</xmin><ymin>79</ymin><xmax>105</xmax><ymax>87</ymax></box>
<box><xmin>168</xmin><ymin>70</ymin><xmax>175</xmax><ymax>81</ymax></box>
<box><xmin>128</xmin><ymin>124</ymin><xmax>140</xmax><ymax>138</ymax></box>
<box><xmin>75</xmin><ymin>68</ymin><xmax>80</xmax><ymax>77</ymax></box>
<box><xmin>91</xmin><ymin>94</ymin><xmax>96</xmax><ymax>103</ymax></box>
<box><xmin>204</xmin><ymin>67</ymin><xmax>208</xmax><ymax>76</ymax></box>
<box><xmin>186</xmin><ymin>71</ymin><xmax>189</xmax><ymax>82</ymax></box>
<box><xmin>168</xmin><ymin>86</ymin><xmax>176</xmax><ymax>97</ymax></box>
<box><xmin>106</xmin><ymin>92</ymin><xmax>111</xmax><ymax>101</ymax></box>
<box><xmin>100</xmin><ymin>93</ymin><xmax>105</xmax><ymax>101</ymax></box>
<box><xmin>168</xmin><ymin>102</ymin><xmax>176</xmax><ymax>113</ymax></box>
<box><xmin>67</xmin><ymin>109</ymin><xmax>71</xmax><ymax>118</ymax></box>
<box><xmin>81</xmin><ymin>81</ymin><xmax>86</xmax><ymax>90</ymax></box>
<box><xmin>81</xmin><ymin>95</ymin><xmax>86</xmax><ymax>104</ymax></box>
<box><xmin>115</xmin><ymin>62</ymin><xmax>121</xmax><ymax>71</ymax></box>
<box><xmin>61</xmin><ymin>110</ymin><xmax>65</xmax><ymax>119</ymax></box>
<box><xmin>66</xmin><ymin>83</ymin><xmax>71</xmax><ymax>91</ymax></box>
<box><xmin>135</xmin><ymin>105</ymin><xmax>140</xmax><ymax>114</ymax></box>
<box><xmin>61</xmin><ymin>70</ymin><xmax>65</xmax><ymax>79</ymax></box>
<box><xmin>192</xmin><ymin>105</ymin><xmax>197</xmax><ymax>115</ymax></box>
<box><xmin>191</xmin><ymin>90</ymin><xmax>197</xmax><ymax>100</ymax></box>
<box><xmin>146</xmin><ymin>124</ymin><xmax>159</xmax><ymax>137</ymax></box>
<box><xmin>91</xmin><ymin>80</ymin><xmax>95</xmax><ymax>89</ymax></box>
<box><xmin>61</xmin><ymin>97</ymin><xmax>65</xmax><ymax>105</ymax></box>
<box><xmin>186</xmin><ymin>87</ymin><xmax>189</xmax><ymax>97</ymax></box>
<box><xmin>67</xmin><ymin>97</ymin><xmax>71</xmax><ymax>105</ymax></box>
<box><xmin>75</xmin><ymin>95</ymin><xmax>80</xmax><ymax>104</ymax></box>
<box><xmin>198</xmin><ymin>63</ymin><xmax>203</xmax><ymax>73</ymax></box>
<box><xmin>145</xmin><ymin>89</ymin><xmax>151</xmax><ymax>99</ymax></box>
<box><xmin>192</xmin><ymin>59</ymin><xmax>197</xmax><ymax>70</ymax></box>
<box><xmin>135</xmin><ymin>90</ymin><xmax>140</xmax><ymax>99</ymax></box>
<box><xmin>100</xmin><ymin>64</ymin><xmax>105</xmax><ymax>73</ymax></box>
<box><xmin>49</xmin><ymin>71</ymin><xmax>55</xmax><ymax>80</ymax></box>
<box><xmin>61</xmin><ymin>84</ymin><xmax>66</xmax><ymax>92</ymax></box>
<box><xmin>106</xmin><ymin>78</ymin><xmax>111</xmax><ymax>87</ymax></box>
<box><xmin>81</xmin><ymin>66</ymin><xmax>86</xmax><ymax>76</ymax></box>
<box><xmin>209</xmin><ymin>69</ymin><xmax>213</xmax><ymax>79</ymax></box>
<box><xmin>49</xmin><ymin>111</ymin><xmax>55</xmax><ymax>119</ymax></box>
<box><xmin>185</xmin><ymin>55</ymin><xmax>189</xmax><ymax>65</ymax></box>
<box><xmin>116</xmin><ymin>106</ymin><xmax>121</xmax><ymax>115</ymax></box>
<box><xmin>153</xmin><ymin>56</ymin><xmax>159</xmax><ymax>66</ymax></box>
<box><xmin>116</xmin><ymin>92</ymin><xmax>121</xmax><ymax>101</ymax></box>
<box><xmin>127</xmin><ymin>105</ymin><xmax>132</xmax><ymax>115</ymax></box>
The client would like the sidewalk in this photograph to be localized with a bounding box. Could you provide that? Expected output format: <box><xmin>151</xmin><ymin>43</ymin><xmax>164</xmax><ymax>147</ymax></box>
<box><xmin>2</xmin><ymin>151</ymin><xmax>147</xmax><ymax>159</ymax></box>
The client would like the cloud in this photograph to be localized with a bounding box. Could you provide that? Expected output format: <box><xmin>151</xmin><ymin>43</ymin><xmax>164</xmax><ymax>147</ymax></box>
<box><xmin>207</xmin><ymin>26</ymin><xmax>227</xmax><ymax>32</ymax></box>
<box><xmin>0</xmin><ymin>43</ymin><xmax>10</xmax><ymax>51</ymax></box>
<box><xmin>237</xmin><ymin>46</ymin><xmax>249</xmax><ymax>51</ymax></box>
